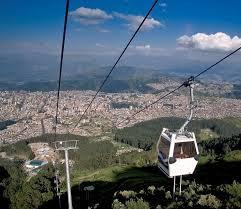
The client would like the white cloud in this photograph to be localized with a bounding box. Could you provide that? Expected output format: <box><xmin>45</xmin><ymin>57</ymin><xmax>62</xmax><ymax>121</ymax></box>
<box><xmin>159</xmin><ymin>3</ymin><xmax>167</xmax><ymax>7</ymax></box>
<box><xmin>131</xmin><ymin>44</ymin><xmax>165</xmax><ymax>56</ymax></box>
<box><xmin>177</xmin><ymin>32</ymin><xmax>241</xmax><ymax>52</ymax></box>
<box><xmin>159</xmin><ymin>2</ymin><xmax>167</xmax><ymax>12</ymax></box>
<box><xmin>136</xmin><ymin>44</ymin><xmax>151</xmax><ymax>50</ymax></box>
<box><xmin>70</xmin><ymin>7</ymin><xmax>113</xmax><ymax>25</ymax></box>
<box><xmin>114</xmin><ymin>12</ymin><xmax>164</xmax><ymax>31</ymax></box>
<box><xmin>95</xmin><ymin>43</ymin><xmax>105</xmax><ymax>48</ymax></box>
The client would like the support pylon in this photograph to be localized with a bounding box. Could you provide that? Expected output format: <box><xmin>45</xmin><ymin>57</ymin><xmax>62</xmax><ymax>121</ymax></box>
<box><xmin>54</xmin><ymin>140</ymin><xmax>78</xmax><ymax>209</ymax></box>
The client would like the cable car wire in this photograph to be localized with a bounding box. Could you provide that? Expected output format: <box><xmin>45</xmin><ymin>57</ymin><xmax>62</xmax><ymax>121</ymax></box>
<box><xmin>71</xmin><ymin>0</ymin><xmax>160</xmax><ymax>132</ymax></box>
<box><xmin>116</xmin><ymin>84</ymin><xmax>184</xmax><ymax>126</ymax></box>
<box><xmin>115</xmin><ymin>46</ymin><xmax>241</xmax><ymax>127</ymax></box>
<box><xmin>52</xmin><ymin>1</ymin><xmax>70</xmax><ymax>208</ymax></box>
<box><xmin>194</xmin><ymin>46</ymin><xmax>241</xmax><ymax>79</ymax></box>
<box><xmin>54</xmin><ymin>0</ymin><xmax>70</xmax><ymax>135</ymax></box>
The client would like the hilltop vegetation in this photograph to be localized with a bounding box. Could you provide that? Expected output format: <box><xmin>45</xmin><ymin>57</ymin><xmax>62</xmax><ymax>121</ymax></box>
<box><xmin>114</xmin><ymin>117</ymin><xmax>241</xmax><ymax>151</ymax></box>
<box><xmin>0</xmin><ymin>141</ymin><xmax>35</xmax><ymax>160</ymax></box>
<box><xmin>0</xmin><ymin>159</ymin><xmax>56</xmax><ymax>209</ymax></box>
<box><xmin>1</xmin><ymin>134</ymin><xmax>151</xmax><ymax>173</ymax></box>
<box><xmin>0</xmin><ymin>134</ymin><xmax>152</xmax><ymax>209</ymax></box>
<box><xmin>0</xmin><ymin>117</ymin><xmax>241</xmax><ymax>209</ymax></box>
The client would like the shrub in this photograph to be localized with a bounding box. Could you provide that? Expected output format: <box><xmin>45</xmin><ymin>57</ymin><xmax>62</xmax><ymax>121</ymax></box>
<box><xmin>225</xmin><ymin>181</ymin><xmax>241</xmax><ymax>199</ymax></box>
<box><xmin>224</xmin><ymin>150</ymin><xmax>241</xmax><ymax>162</ymax></box>
<box><xmin>126</xmin><ymin>198</ymin><xmax>150</xmax><ymax>209</ymax></box>
<box><xmin>119</xmin><ymin>190</ymin><xmax>136</xmax><ymax>199</ymax></box>
<box><xmin>197</xmin><ymin>194</ymin><xmax>222</xmax><ymax>209</ymax></box>
<box><xmin>165</xmin><ymin>191</ymin><xmax>172</xmax><ymax>199</ymax></box>
<box><xmin>147</xmin><ymin>185</ymin><xmax>156</xmax><ymax>195</ymax></box>
<box><xmin>112</xmin><ymin>199</ymin><xmax>125</xmax><ymax>209</ymax></box>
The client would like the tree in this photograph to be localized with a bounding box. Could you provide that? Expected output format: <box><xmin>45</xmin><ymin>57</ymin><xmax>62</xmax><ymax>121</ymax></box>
<box><xmin>9</xmin><ymin>165</ymin><xmax>55</xmax><ymax>209</ymax></box>
<box><xmin>0</xmin><ymin>166</ymin><xmax>10</xmax><ymax>209</ymax></box>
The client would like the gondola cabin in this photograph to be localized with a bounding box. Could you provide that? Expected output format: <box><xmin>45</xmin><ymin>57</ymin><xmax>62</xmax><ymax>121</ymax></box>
<box><xmin>156</xmin><ymin>128</ymin><xmax>199</xmax><ymax>178</ymax></box>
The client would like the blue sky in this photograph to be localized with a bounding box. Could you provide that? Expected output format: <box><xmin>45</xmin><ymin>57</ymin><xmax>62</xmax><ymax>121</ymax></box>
<box><xmin>0</xmin><ymin>0</ymin><xmax>241</xmax><ymax>80</ymax></box>
<box><xmin>1</xmin><ymin>0</ymin><xmax>241</xmax><ymax>51</ymax></box>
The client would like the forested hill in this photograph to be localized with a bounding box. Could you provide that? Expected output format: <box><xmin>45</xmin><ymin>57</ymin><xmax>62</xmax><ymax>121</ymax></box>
<box><xmin>0</xmin><ymin>123</ymin><xmax>241</xmax><ymax>209</ymax></box>
<box><xmin>114</xmin><ymin>117</ymin><xmax>241</xmax><ymax>150</ymax></box>
<box><xmin>0</xmin><ymin>66</ymin><xmax>168</xmax><ymax>93</ymax></box>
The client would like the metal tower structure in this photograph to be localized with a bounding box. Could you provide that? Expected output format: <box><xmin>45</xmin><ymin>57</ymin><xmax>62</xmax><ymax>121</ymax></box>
<box><xmin>54</xmin><ymin>140</ymin><xmax>78</xmax><ymax>209</ymax></box>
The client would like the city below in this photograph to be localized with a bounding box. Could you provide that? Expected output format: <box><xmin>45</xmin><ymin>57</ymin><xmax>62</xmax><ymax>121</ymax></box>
<box><xmin>0</xmin><ymin>80</ymin><xmax>240</xmax><ymax>144</ymax></box>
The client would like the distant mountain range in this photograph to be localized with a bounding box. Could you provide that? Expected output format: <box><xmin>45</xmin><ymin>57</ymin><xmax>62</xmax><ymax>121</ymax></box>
<box><xmin>0</xmin><ymin>65</ymin><xmax>169</xmax><ymax>93</ymax></box>
<box><xmin>0</xmin><ymin>52</ymin><xmax>240</xmax><ymax>92</ymax></box>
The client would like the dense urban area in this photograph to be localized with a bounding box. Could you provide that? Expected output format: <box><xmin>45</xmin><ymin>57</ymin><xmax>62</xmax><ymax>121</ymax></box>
<box><xmin>0</xmin><ymin>80</ymin><xmax>240</xmax><ymax>144</ymax></box>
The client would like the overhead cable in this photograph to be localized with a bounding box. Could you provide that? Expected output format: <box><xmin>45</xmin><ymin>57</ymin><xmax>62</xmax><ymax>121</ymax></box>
<box><xmin>71</xmin><ymin>0</ymin><xmax>160</xmax><ymax>132</ymax></box>
<box><xmin>116</xmin><ymin>46</ymin><xmax>241</xmax><ymax>127</ymax></box>
<box><xmin>194</xmin><ymin>46</ymin><xmax>241</xmax><ymax>79</ymax></box>
<box><xmin>54</xmin><ymin>0</ymin><xmax>70</xmax><ymax>135</ymax></box>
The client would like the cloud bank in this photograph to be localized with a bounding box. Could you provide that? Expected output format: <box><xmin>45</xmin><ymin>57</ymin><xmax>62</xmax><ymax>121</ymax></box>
<box><xmin>177</xmin><ymin>32</ymin><xmax>241</xmax><ymax>52</ymax></box>
<box><xmin>129</xmin><ymin>44</ymin><xmax>165</xmax><ymax>56</ymax></box>
<box><xmin>70</xmin><ymin>7</ymin><xmax>113</xmax><ymax>25</ymax></box>
<box><xmin>159</xmin><ymin>3</ymin><xmax>167</xmax><ymax>7</ymax></box>
<box><xmin>114</xmin><ymin>12</ymin><xmax>163</xmax><ymax>31</ymax></box>
<box><xmin>70</xmin><ymin>7</ymin><xmax>163</xmax><ymax>31</ymax></box>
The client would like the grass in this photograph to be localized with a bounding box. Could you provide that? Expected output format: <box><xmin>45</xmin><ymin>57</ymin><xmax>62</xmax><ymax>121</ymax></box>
<box><xmin>71</xmin><ymin>153</ymin><xmax>241</xmax><ymax>191</ymax></box>
<box><xmin>68</xmin><ymin>165</ymin><xmax>170</xmax><ymax>209</ymax></box>
<box><xmin>72</xmin><ymin>165</ymin><xmax>166</xmax><ymax>185</ymax></box>
<box><xmin>56</xmin><ymin>154</ymin><xmax>241</xmax><ymax>209</ymax></box>
<box><xmin>72</xmin><ymin>165</ymin><xmax>129</xmax><ymax>184</ymax></box>
<box><xmin>71</xmin><ymin>150</ymin><xmax>240</xmax><ymax>188</ymax></box>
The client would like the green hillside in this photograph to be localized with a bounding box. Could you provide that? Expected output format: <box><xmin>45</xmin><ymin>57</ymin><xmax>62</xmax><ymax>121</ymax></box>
<box><xmin>0</xmin><ymin>117</ymin><xmax>241</xmax><ymax>209</ymax></box>
<box><xmin>114</xmin><ymin>117</ymin><xmax>241</xmax><ymax>150</ymax></box>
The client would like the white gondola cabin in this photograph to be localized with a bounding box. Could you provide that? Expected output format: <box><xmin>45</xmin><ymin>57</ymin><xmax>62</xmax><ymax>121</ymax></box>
<box><xmin>156</xmin><ymin>77</ymin><xmax>199</xmax><ymax>178</ymax></box>
<box><xmin>156</xmin><ymin>128</ymin><xmax>199</xmax><ymax>178</ymax></box>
